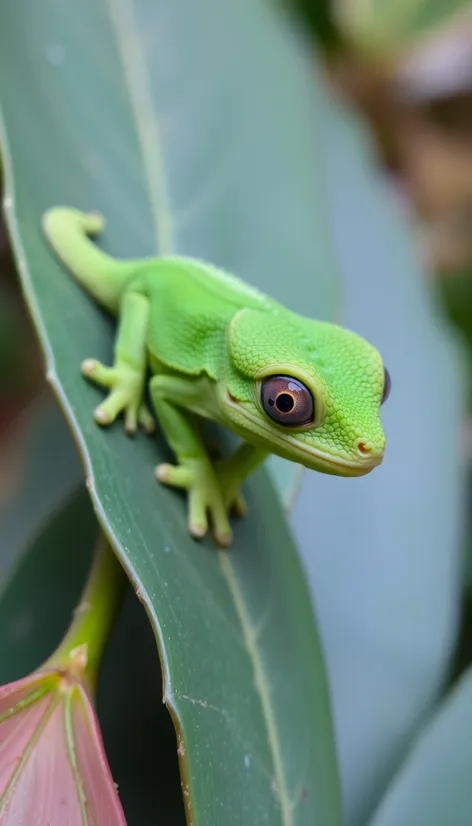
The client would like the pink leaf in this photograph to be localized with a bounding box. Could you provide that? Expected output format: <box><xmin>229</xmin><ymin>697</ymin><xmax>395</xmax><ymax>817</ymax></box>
<box><xmin>0</xmin><ymin>672</ymin><xmax>127</xmax><ymax>825</ymax></box>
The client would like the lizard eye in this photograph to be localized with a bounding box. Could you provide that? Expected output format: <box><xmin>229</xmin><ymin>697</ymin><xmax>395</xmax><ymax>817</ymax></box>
<box><xmin>381</xmin><ymin>367</ymin><xmax>391</xmax><ymax>405</ymax></box>
<box><xmin>261</xmin><ymin>375</ymin><xmax>314</xmax><ymax>427</ymax></box>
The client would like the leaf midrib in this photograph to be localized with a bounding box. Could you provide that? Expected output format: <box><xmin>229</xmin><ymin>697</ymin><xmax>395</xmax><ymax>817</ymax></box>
<box><xmin>106</xmin><ymin>0</ymin><xmax>174</xmax><ymax>255</ymax></box>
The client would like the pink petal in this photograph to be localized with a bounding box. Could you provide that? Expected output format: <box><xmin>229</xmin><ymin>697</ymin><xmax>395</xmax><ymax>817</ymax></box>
<box><xmin>0</xmin><ymin>694</ymin><xmax>83</xmax><ymax>825</ymax></box>
<box><xmin>0</xmin><ymin>674</ymin><xmax>127</xmax><ymax>825</ymax></box>
<box><xmin>71</xmin><ymin>686</ymin><xmax>127</xmax><ymax>825</ymax></box>
<box><xmin>0</xmin><ymin>673</ymin><xmax>55</xmax><ymax>798</ymax></box>
<box><xmin>0</xmin><ymin>673</ymin><xmax>52</xmax><ymax>715</ymax></box>
<box><xmin>0</xmin><ymin>693</ymin><xmax>52</xmax><ymax>797</ymax></box>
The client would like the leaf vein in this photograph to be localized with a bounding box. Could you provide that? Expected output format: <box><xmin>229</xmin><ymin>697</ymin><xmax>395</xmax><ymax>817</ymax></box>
<box><xmin>218</xmin><ymin>551</ymin><xmax>293</xmax><ymax>826</ymax></box>
<box><xmin>105</xmin><ymin>0</ymin><xmax>175</xmax><ymax>254</ymax></box>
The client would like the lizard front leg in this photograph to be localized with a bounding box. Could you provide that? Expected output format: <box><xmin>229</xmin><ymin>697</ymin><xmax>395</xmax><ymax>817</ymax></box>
<box><xmin>82</xmin><ymin>290</ymin><xmax>154</xmax><ymax>434</ymax></box>
<box><xmin>215</xmin><ymin>442</ymin><xmax>267</xmax><ymax>517</ymax></box>
<box><xmin>149</xmin><ymin>374</ymin><xmax>234</xmax><ymax>547</ymax></box>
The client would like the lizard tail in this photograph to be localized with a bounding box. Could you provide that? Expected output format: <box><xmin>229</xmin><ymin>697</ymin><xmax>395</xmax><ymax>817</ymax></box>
<box><xmin>42</xmin><ymin>207</ymin><xmax>139</xmax><ymax>313</ymax></box>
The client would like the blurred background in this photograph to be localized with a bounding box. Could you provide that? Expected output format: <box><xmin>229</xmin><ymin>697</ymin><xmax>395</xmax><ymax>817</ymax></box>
<box><xmin>2</xmin><ymin>1</ymin><xmax>472</xmax><ymax>825</ymax></box>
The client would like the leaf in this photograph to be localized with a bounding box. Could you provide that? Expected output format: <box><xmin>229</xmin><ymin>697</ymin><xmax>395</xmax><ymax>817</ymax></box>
<box><xmin>0</xmin><ymin>394</ymin><xmax>82</xmax><ymax>574</ymax></box>
<box><xmin>0</xmin><ymin>281</ymin><xmax>27</xmax><ymax>389</ymax></box>
<box><xmin>369</xmin><ymin>665</ymin><xmax>472</xmax><ymax>826</ymax></box>
<box><xmin>0</xmin><ymin>487</ymin><xmax>95</xmax><ymax>682</ymax></box>
<box><xmin>0</xmin><ymin>1</ymin><xmax>343</xmax><ymax>823</ymax></box>
<box><xmin>334</xmin><ymin>0</ymin><xmax>472</xmax><ymax>57</ymax></box>
<box><xmin>290</xmin><ymin>86</ymin><xmax>466</xmax><ymax>825</ymax></box>
<box><xmin>100</xmin><ymin>589</ymin><xmax>187</xmax><ymax>826</ymax></box>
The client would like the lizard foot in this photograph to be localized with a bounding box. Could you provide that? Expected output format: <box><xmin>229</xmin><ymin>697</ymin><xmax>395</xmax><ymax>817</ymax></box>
<box><xmin>81</xmin><ymin>358</ymin><xmax>155</xmax><ymax>435</ymax></box>
<box><xmin>156</xmin><ymin>458</ymin><xmax>233</xmax><ymax>547</ymax></box>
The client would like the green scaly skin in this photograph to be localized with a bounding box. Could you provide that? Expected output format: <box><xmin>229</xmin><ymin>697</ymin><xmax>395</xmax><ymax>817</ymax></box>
<box><xmin>42</xmin><ymin>207</ymin><xmax>388</xmax><ymax>547</ymax></box>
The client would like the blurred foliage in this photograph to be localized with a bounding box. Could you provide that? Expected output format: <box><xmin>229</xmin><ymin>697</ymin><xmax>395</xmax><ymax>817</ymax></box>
<box><xmin>283</xmin><ymin>0</ymin><xmax>342</xmax><ymax>50</ymax></box>
<box><xmin>333</xmin><ymin>2</ymin><xmax>472</xmax><ymax>60</ymax></box>
<box><xmin>0</xmin><ymin>213</ymin><xmax>43</xmax><ymax>435</ymax></box>
<box><xmin>285</xmin><ymin>1</ymin><xmax>472</xmax><ymax>281</ymax></box>
<box><xmin>436</xmin><ymin>271</ymin><xmax>472</xmax><ymax>408</ymax></box>
<box><xmin>0</xmin><ymin>286</ymin><xmax>23</xmax><ymax>385</ymax></box>
<box><xmin>0</xmin><ymin>395</ymin><xmax>83</xmax><ymax>571</ymax></box>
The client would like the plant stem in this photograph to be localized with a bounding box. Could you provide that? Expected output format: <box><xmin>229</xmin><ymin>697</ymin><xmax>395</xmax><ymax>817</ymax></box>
<box><xmin>45</xmin><ymin>533</ymin><xmax>127</xmax><ymax>690</ymax></box>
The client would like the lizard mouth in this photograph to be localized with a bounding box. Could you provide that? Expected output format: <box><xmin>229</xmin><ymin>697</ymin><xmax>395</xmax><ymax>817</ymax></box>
<box><xmin>289</xmin><ymin>441</ymin><xmax>383</xmax><ymax>476</ymax></box>
<box><xmin>224</xmin><ymin>392</ymin><xmax>384</xmax><ymax>476</ymax></box>
<box><xmin>281</xmin><ymin>432</ymin><xmax>383</xmax><ymax>476</ymax></box>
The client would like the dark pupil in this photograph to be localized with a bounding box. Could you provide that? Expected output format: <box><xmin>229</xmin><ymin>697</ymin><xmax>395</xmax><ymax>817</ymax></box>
<box><xmin>276</xmin><ymin>393</ymin><xmax>294</xmax><ymax>413</ymax></box>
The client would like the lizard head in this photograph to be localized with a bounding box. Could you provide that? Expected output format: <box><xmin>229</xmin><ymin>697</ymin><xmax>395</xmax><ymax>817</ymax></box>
<box><xmin>220</xmin><ymin>308</ymin><xmax>388</xmax><ymax>476</ymax></box>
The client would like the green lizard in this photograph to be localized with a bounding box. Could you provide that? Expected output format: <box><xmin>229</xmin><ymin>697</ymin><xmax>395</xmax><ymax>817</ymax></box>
<box><xmin>42</xmin><ymin>207</ymin><xmax>389</xmax><ymax>547</ymax></box>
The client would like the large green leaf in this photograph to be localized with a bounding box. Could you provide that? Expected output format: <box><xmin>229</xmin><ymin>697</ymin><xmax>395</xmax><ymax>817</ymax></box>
<box><xmin>369</xmin><ymin>665</ymin><xmax>472</xmax><ymax>826</ymax></box>
<box><xmin>291</xmin><ymin>86</ymin><xmax>466</xmax><ymax>825</ymax></box>
<box><xmin>0</xmin><ymin>1</ymin><xmax>343</xmax><ymax>824</ymax></box>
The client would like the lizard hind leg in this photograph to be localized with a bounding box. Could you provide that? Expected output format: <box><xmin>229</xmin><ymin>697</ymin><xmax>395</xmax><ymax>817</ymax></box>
<box><xmin>42</xmin><ymin>207</ymin><xmax>141</xmax><ymax>313</ymax></box>
<box><xmin>149</xmin><ymin>374</ymin><xmax>233</xmax><ymax>547</ymax></box>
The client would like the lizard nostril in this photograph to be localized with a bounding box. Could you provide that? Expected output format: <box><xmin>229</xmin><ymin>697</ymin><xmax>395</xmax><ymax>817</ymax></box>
<box><xmin>356</xmin><ymin>441</ymin><xmax>371</xmax><ymax>456</ymax></box>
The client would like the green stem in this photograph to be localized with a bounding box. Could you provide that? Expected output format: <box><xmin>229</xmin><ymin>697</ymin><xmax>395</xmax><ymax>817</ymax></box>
<box><xmin>45</xmin><ymin>533</ymin><xmax>127</xmax><ymax>690</ymax></box>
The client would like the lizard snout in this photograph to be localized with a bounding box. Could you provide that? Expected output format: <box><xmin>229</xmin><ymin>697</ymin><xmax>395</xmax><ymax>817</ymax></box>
<box><xmin>355</xmin><ymin>437</ymin><xmax>385</xmax><ymax>464</ymax></box>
